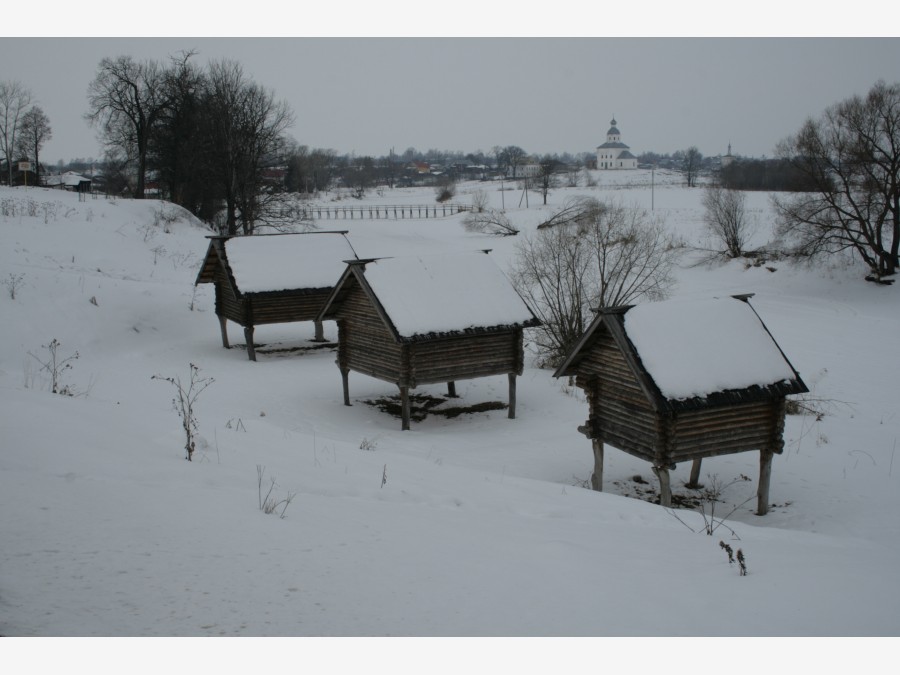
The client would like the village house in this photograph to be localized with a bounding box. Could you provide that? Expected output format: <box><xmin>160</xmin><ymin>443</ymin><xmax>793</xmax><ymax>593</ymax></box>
<box><xmin>554</xmin><ymin>295</ymin><xmax>807</xmax><ymax>514</ymax></box>
<box><xmin>42</xmin><ymin>171</ymin><xmax>92</xmax><ymax>192</ymax></box>
<box><xmin>317</xmin><ymin>251</ymin><xmax>540</xmax><ymax>430</ymax></box>
<box><xmin>195</xmin><ymin>231</ymin><xmax>357</xmax><ymax>361</ymax></box>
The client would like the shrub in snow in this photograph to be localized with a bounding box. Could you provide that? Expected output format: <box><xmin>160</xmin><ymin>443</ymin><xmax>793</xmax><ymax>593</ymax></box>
<box><xmin>256</xmin><ymin>465</ymin><xmax>296</xmax><ymax>518</ymax></box>
<box><xmin>4</xmin><ymin>272</ymin><xmax>24</xmax><ymax>300</ymax></box>
<box><xmin>152</xmin><ymin>363</ymin><xmax>214</xmax><ymax>462</ymax></box>
<box><xmin>28</xmin><ymin>338</ymin><xmax>78</xmax><ymax>396</ymax></box>
<box><xmin>513</xmin><ymin>197</ymin><xmax>678</xmax><ymax>367</ymax></box>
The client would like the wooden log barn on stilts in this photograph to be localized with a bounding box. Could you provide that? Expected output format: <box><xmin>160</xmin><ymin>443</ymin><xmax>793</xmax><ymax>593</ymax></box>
<box><xmin>316</xmin><ymin>251</ymin><xmax>540</xmax><ymax>430</ymax></box>
<box><xmin>553</xmin><ymin>295</ymin><xmax>807</xmax><ymax>515</ymax></box>
<box><xmin>194</xmin><ymin>232</ymin><xmax>357</xmax><ymax>360</ymax></box>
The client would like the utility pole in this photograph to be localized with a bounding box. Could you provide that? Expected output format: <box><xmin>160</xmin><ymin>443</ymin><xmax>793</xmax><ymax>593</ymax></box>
<box><xmin>389</xmin><ymin>147</ymin><xmax>395</xmax><ymax>189</ymax></box>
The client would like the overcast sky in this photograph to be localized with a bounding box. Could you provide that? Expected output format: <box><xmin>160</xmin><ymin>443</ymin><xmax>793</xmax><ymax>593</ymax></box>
<box><xmin>5</xmin><ymin>6</ymin><xmax>899</xmax><ymax>165</ymax></box>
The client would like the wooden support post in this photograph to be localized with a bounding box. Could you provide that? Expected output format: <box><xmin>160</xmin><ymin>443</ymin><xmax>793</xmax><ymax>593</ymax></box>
<box><xmin>313</xmin><ymin>319</ymin><xmax>325</xmax><ymax>342</ymax></box>
<box><xmin>508</xmin><ymin>373</ymin><xmax>517</xmax><ymax>419</ymax></box>
<box><xmin>340</xmin><ymin>368</ymin><xmax>351</xmax><ymax>406</ymax></box>
<box><xmin>757</xmin><ymin>449</ymin><xmax>773</xmax><ymax>516</ymax></box>
<box><xmin>590</xmin><ymin>438</ymin><xmax>604</xmax><ymax>492</ymax></box>
<box><xmin>218</xmin><ymin>314</ymin><xmax>230</xmax><ymax>348</ymax></box>
<box><xmin>687</xmin><ymin>458</ymin><xmax>703</xmax><ymax>488</ymax></box>
<box><xmin>447</xmin><ymin>381</ymin><xmax>457</xmax><ymax>398</ymax></box>
<box><xmin>400</xmin><ymin>386</ymin><xmax>410</xmax><ymax>431</ymax></box>
<box><xmin>653</xmin><ymin>465</ymin><xmax>672</xmax><ymax>507</ymax></box>
<box><xmin>244</xmin><ymin>325</ymin><xmax>256</xmax><ymax>361</ymax></box>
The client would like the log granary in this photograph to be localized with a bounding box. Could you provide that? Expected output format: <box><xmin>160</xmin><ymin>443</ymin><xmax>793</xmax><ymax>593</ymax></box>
<box><xmin>316</xmin><ymin>251</ymin><xmax>540</xmax><ymax>430</ymax></box>
<box><xmin>553</xmin><ymin>295</ymin><xmax>807</xmax><ymax>515</ymax></box>
<box><xmin>195</xmin><ymin>231</ymin><xmax>357</xmax><ymax>360</ymax></box>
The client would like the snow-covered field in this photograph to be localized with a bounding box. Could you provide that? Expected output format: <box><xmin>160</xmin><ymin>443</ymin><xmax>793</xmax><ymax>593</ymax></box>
<box><xmin>1</xmin><ymin>172</ymin><xmax>897</xmax><ymax>660</ymax></box>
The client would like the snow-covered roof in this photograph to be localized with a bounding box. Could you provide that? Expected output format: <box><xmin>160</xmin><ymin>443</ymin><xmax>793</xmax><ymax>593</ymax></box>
<box><xmin>622</xmin><ymin>297</ymin><xmax>800</xmax><ymax>401</ymax></box>
<box><xmin>555</xmin><ymin>295</ymin><xmax>806</xmax><ymax>408</ymax></box>
<box><xmin>354</xmin><ymin>252</ymin><xmax>536</xmax><ymax>339</ymax></box>
<box><xmin>224</xmin><ymin>232</ymin><xmax>356</xmax><ymax>293</ymax></box>
<box><xmin>44</xmin><ymin>172</ymin><xmax>90</xmax><ymax>187</ymax></box>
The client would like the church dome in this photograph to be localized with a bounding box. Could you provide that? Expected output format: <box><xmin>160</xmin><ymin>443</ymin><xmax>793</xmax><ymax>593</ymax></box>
<box><xmin>607</xmin><ymin>117</ymin><xmax>620</xmax><ymax>135</ymax></box>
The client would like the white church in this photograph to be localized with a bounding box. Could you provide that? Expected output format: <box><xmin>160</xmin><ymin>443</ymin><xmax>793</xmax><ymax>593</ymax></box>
<box><xmin>596</xmin><ymin>117</ymin><xmax>637</xmax><ymax>170</ymax></box>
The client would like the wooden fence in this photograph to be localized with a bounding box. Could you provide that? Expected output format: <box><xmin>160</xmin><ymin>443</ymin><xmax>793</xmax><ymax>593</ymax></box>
<box><xmin>301</xmin><ymin>203</ymin><xmax>472</xmax><ymax>221</ymax></box>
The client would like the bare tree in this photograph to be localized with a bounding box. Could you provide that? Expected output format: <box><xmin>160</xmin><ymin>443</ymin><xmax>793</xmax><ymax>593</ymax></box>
<box><xmin>463</xmin><ymin>209</ymin><xmax>519</xmax><ymax>237</ymax></box>
<box><xmin>513</xmin><ymin>198</ymin><xmax>679</xmax><ymax>366</ymax></box>
<box><xmin>537</xmin><ymin>195</ymin><xmax>604</xmax><ymax>230</ymax></box>
<box><xmin>589</xmin><ymin>201</ymin><xmax>679</xmax><ymax>309</ymax></box>
<box><xmin>0</xmin><ymin>80</ymin><xmax>32</xmax><ymax>186</ymax></box>
<box><xmin>15</xmin><ymin>105</ymin><xmax>51</xmax><ymax>185</ymax></box>
<box><xmin>491</xmin><ymin>145</ymin><xmax>506</xmax><ymax>174</ymax></box>
<box><xmin>512</xmin><ymin>224</ymin><xmax>593</xmax><ymax>366</ymax></box>
<box><xmin>504</xmin><ymin>145</ymin><xmax>527</xmax><ymax>178</ymax></box>
<box><xmin>471</xmin><ymin>189</ymin><xmax>489</xmax><ymax>213</ymax></box>
<box><xmin>682</xmin><ymin>145</ymin><xmax>703</xmax><ymax>187</ymax></box>
<box><xmin>536</xmin><ymin>156</ymin><xmax>559</xmax><ymax>205</ymax></box>
<box><xmin>774</xmin><ymin>80</ymin><xmax>900</xmax><ymax>279</ymax></box>
<box><xmin>702</xmin><ymin>185</ymin><xmax>754</xmax><ymax>258</ymax></box>
<box><xmin>148</xmin><ymin>51</ymin><xmax>213</xmax><ymax>215</ymax></box>
<box><xmin>203</xmin><ymin>59</ymin><xmax>294</xmax><ymax>235</ymax></box>
<box><xmin>86</xmin><ymin>56</ymin><xmax>171</xmax><ymax>198</ymax></box>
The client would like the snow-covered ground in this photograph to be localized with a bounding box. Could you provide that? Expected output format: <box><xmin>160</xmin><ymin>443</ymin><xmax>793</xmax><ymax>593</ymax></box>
<box><xmin>1</xmin><ymin>172</ymin><xmax>897</xmax><ymax>661</ymax></box>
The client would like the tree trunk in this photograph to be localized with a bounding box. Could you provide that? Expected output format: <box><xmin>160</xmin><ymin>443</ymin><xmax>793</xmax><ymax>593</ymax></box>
<box><xmin>135</xmin><ymin>133</ymin><xmax>148</xmax><ymax>199</ymax></box>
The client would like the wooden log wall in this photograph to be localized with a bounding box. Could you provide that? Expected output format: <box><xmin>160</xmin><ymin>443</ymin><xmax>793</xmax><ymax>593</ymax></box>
<box><xmin>335</xmin><ymin>281</ymin><xmax>404</xmax><ymax>383</ymax></box>
<box><xmin>573</xmin><ymin>327</ymin><xmax>783</xmax><ymax>465</ymax></box>
<box><xmin>670</xmin><ymin>402</ymin><xmax>777</xmax><ymax>461</ymax></box>
<box><xmin>196</xmin><ymin>245</ymin><xmax>220</xmax><ymax>284</ymax></box>
<box><xmin>408</xmin><ymin>331</ymin><xmax>520</xmax><ymax>386</ymax></box>
<box><xmin>575</xmin><ymin>331</ymin><xmax>653</xmax><ymax>411</ymax></box>
<box><xmin>575</xmin><ymin>330</ymin><xmax>659</xmax><ymax>461</ymax></box>
<box><xmin>245</xmin><ymin>289</ymin><xmax>331</xmax><ymax>326</ymax></box>
<box><xmin>214</xmin><ymin>266</ymin><xmax>330</xmax><ymax>327</ymax></box>
<box><xmin>215</xmin><ymin>273</ymin><xmax>245</xmax><ymax>324</ymax></box>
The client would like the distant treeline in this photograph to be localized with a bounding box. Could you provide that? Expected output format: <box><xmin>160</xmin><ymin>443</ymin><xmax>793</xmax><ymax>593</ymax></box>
<box><xmin>718</xmin><ymin>158</ymin><xmax>819</xmax><ymax>192</ymax></box>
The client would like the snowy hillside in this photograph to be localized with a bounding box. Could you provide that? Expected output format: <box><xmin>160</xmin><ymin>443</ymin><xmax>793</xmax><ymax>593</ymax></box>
<box><xmin>1</xmin><ymin>174</ymin><xmax>898</xmax><ymax>652</ymax></box>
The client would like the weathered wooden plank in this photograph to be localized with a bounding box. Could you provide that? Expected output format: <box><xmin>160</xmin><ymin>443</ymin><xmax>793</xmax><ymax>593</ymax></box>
<box><xmin>758</xmin><ymin>449</ymin><xmax>773</xmax><ymax>515</ymax></box>
<box><xmin>687</xmin><ymin>458</ymin><xmax>703</xmax><ymax>488</ymax></box>
<box><xmin>591</xmin><ymin>438</ymin><xmax>604</xmax><ymax>491</ymax></box>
